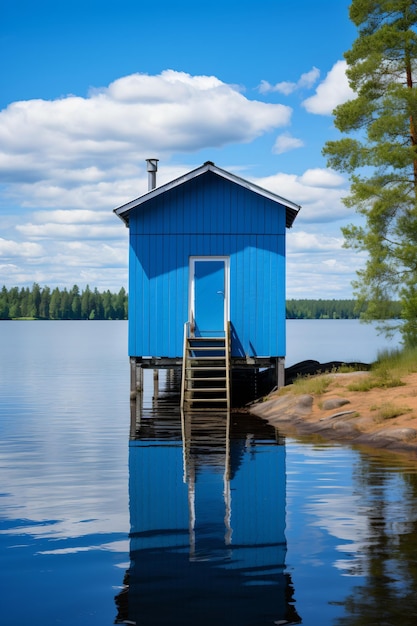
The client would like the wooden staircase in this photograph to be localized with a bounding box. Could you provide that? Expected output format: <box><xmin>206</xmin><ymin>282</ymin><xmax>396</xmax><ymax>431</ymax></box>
<box><xmin>181</xmin><ymin>323</ymin><xmax>231</xmax><ymax>412</ymax></box>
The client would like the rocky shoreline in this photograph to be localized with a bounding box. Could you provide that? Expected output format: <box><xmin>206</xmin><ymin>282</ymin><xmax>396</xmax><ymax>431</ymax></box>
<box><xmin>250</xmin><ymin>364</ymin><xmax>417</xmax><ymax>461</ymax></box>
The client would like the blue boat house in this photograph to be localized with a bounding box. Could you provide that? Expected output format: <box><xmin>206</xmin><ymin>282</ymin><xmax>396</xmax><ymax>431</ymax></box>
<box><xmin>114</xmin><ymin>160</ymin><xmax>300</xmax><ymax>411</ymax></box>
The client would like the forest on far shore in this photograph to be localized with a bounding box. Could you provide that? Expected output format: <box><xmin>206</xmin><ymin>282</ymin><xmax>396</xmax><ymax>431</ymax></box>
<box><xmin>0</xmin><ymin>284</ymin><xmax>128</xmax><ymax>320</ymax></box>
<box><xmin>285</xmin><ymin>298</ymin><xmax>401</xmax><ymax>319</ymax></box>
<box><xmin>0</xmin><ymin>284</ymin><xmax>402</xmax><ymax>321</ymax></box>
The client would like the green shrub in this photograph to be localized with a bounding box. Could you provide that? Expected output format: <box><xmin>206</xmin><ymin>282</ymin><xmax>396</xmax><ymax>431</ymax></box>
<box><xmin>374</xmin><ymin>403</ymin><xmax>412</xmax><ymax>422</ymax></box>
<box><xmin>347</xmin><ymin>375</ymin><xmax>405</xmax><ymax>392</ymax></box>
<box><xmin>291</xmin><ymin>374</ymin><xmax>332</xmax><ymax>395</ymax></box>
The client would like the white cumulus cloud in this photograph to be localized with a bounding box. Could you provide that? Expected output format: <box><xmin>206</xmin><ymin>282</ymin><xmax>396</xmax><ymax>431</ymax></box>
<box><xmin>16</xmin><ymin>222</ymin><xmax>121</xmax><ymax>240</ymax></box>
<box><xmin>287</xmin><ymin>231</ymin><xmax>345</xmax><ymax>253</ymax></box>
<box><xmin>299</xmin><ymin>168</ymin><xmax>346</xmax><ymax>188</ymax></box>
<box><xmin>302</xmin><ymin>60</ymin><xmax>355</xmax><ymax>115</ymax></box>
<box><xmin>259</xmin><ymin>67</ymin><xmax>320</xmax><ymax>95</ymax></box>
<box><xmin>285</xmin><ymin>230</ymin><xmax>366</xmax><ymax>299</ymax></box>
<box><xmin>0</xmin><ymin>70</ymin><xmax>292</xmax><ymax>189</ymax></box>
<box><xmin>0</xmin><ymin>69</ymin><xmax>360</xmax><ymax>295</ymax></box>
<box><xmin>0</xmin><ymin>69</ymin><xmax>294</xmax><ymax>229</ymax></box>
<box><xmin>0</xmin><ymin>238</ymin><xmax>44</xmax><ymax>257</ymax></box>
<box><xmin>253</xmin><ymin>168</ymin><xmax>349</xmax><ymax>223</ymax></box>
<box><xmin>272</xmin><ymin>133</ymin><xmax>304</xmax><ymax>154</ymax></box>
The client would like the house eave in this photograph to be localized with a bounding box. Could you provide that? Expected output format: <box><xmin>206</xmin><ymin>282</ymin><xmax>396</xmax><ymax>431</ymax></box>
<box><xmin>114</xmin><ymin>161</ymin><xmax>301</xmax><ymax>228</ymax></box>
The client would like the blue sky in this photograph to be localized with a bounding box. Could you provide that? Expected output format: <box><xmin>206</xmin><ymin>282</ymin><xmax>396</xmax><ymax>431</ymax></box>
<box><xmin>0</xmin><ymin>0</ymin><xmax>362</xmax><ymax>297</ymax></box>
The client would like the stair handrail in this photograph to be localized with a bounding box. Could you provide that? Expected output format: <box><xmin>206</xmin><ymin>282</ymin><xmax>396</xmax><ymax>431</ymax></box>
<box><xmin>226</xmin><ymin>321</ymin><xmax>231</xmax><ymax>411</ymax></box>
<box><xmin>180</xmin><ymin>321</ymin><xmax>190</xmax><ymax>410</ymax></box>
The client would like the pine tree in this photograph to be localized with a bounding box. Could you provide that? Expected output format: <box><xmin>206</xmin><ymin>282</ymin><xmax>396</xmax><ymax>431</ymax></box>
<box><xmin>49</xmin><ymin>288</ymin><xmax>61</xmax><ymax>319</ymax></box>
<box><xmin>70</xmin><ymin>285</ymin><xmax>81</xmax><ymax>319</ymax></box>
<box><xmin>323</xmin><ymin>0</ymin><xmax>417</xmax><ymax>344</ymax></box>
<box><xmin>81</xmin><ymin>285</ymin><xmax>92</xmax><ymax>319</ymax></box>
<box><xmin>30</xmin><ymin>283</ymin><xmax>41</xmax><ymax>318</ymax></box>
<box><xmin>39</xmin><ymin>286</ymin><xmax>50</xmax><ymax>319</ymax></box>
<box><xmin>0</xmin><ymin>285</ymin><xmax>9</xmax><ymax>319</ymax></box>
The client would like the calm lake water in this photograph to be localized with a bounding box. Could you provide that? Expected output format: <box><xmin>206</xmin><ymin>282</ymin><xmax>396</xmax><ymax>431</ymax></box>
<box><xmin>1</xmin><ymin>320</ymin><xmax>417</xmax><ymax>626</ymax></box>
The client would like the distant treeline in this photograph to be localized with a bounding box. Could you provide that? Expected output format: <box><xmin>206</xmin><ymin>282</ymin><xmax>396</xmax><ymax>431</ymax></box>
<box><xmin>0</xmin><ymin>285</ymin><xmax>401</xmax><ymax>321</ymax></box>
<box><xmin>286</xmin><ymin>298</ymin><xmax>401</xmax><ymax>319</ymax></box>
<box><xmin>0</xmin><ymin>284</ymin><xmax>128</xmax><ymax>320</ymax></box>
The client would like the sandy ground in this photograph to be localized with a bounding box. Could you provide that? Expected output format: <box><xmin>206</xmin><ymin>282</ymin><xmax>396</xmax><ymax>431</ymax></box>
<box><xmin>250</xmin><ymin>371</ymin><xmax>417</xmax><ymax>461</ymax></box>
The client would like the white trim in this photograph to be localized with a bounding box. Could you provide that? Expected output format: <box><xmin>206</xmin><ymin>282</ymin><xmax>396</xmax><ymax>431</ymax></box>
<box><xmin>189</xmin><ymin>256</ymin><xmax>230</xmax><ymax>331</ymax></box>
<box><xmin>114</xmin><ymin>161</ymin><xmax>301</xmax><ymax>226</ymax></box>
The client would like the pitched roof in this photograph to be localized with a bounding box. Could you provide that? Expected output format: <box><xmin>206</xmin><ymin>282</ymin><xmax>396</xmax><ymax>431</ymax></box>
<box><xmin>114</xmin><ymin>161</ymin><xmax>301</xmax><ymax>228</ymax></box>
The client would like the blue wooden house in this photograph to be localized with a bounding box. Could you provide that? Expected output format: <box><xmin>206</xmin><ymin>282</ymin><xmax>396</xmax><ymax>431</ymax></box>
<box><xmin>114</xmin><ymin>160</ymin><xmax>300</xmax><ymax>409</ymax></box>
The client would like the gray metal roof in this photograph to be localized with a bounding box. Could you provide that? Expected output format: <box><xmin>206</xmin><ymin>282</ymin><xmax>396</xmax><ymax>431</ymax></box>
<box><xmin>114</xmin><ymin>161</ymin><xmax>301</xmax><ymax>228</ymax></box>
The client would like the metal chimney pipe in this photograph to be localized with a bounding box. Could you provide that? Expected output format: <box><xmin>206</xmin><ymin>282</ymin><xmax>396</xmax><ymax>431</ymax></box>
<box><xmin>146</xmin><ymin>158</ymin><xmax>159</xmax><ymax>191</ymax></box>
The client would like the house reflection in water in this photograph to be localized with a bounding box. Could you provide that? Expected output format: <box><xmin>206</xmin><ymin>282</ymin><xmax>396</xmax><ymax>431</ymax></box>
<box><xmin>115</xmin><ymin>402</ymin><xmax>300</xmax><ymax>625</ymax></box>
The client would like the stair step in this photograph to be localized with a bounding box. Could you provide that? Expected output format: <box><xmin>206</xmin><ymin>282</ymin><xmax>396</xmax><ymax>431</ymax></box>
<box><xmin>188</xmin><ymin>336</ymin><xmax>225</xmax><ymax>340</ymax></box>
<box><xmin>187</xmin><ymin>355</ymin><xmax>226</xmax><ymax>361</ymax></box>
<box><xmin>186</xmin><ymin>377</ymin><xmax>227</xmax><ymax>382</ymax></box>
<box><xmin>187</xmin><ymin>343</ymin><xmax>225</xmax><ymax>347</ymax></box>
<box><xmin>182</xmin><ymin>326</ymin><xmax>230</xmax><ymax>412</ymax></box>
<box><xmin>187</xmin><ymin>346</ymin><xmax>225</xmax><ymax>352</ymax></box>
<box><xmin>188</xmin><ymin>347</ymin><xmax>225</xmax><ymax>351</ymax></box>
<box><xmin>188</xmin><ymin>352</ymin><xmax>225</xmax><ymax>357</ymax></box>
<box><xmin>188</xmin><ymin>387</ymin><xmax>226</xmax><ymax>393</ymax></box>
<box><xmin>186</xmin><ymin>376</ymin><xmax>227</xmax><ymax>381</ymax></box>
<box><xmin>185</xmin><ymin>365</ymin><xmax>226</xmax><ymax>372</ymax></box>
<box><xmin>186</xmin><ymin>398</ymin><xmax>228</xmax><ymax>403</ymax></box>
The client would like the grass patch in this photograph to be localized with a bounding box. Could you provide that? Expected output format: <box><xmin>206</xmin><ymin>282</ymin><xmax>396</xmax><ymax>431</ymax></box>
<box><xmin>347</xmin><ymin>374</ymin><xmax>405</xmax><ymax>392</ymax></box>
<box><xmin>290</xmin><ymin>374</ymin><xmax>332</xmax><ymax>395</ymax></box>
<box><xmin>374</xmin><ymin>346</ymin><xmax>417</xmax><ymax>376</ymax></box>
<box><xmin>344</xmin><ymin>346</ymin><xmax>417</xmax><ymax>393</ymax></box>
<box><xmin>333</xmin><ymin>364</ymin><xmax>360</xmax><ymax>374</ymax></box>
<box><xmin>279</xmin><ymin>346</ymin><xmax>417</xmax><ymax>400</ymax></box>
<box><xmin>373</xmin><ymin>403</ymin><xmax>412</xmax><ymax>422</ymax></box>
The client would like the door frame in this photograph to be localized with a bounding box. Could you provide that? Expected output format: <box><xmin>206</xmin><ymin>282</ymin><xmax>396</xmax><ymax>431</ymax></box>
<box><xmin>189</xmin><ymin>256</ymin><xmax>230</xmax><ymax>334</ymax></box>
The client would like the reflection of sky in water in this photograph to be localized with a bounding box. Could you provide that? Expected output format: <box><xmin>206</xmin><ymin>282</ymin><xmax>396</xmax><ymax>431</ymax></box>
<box><xmin>0</xmin><ymin>319</ymin><xmax>131</xmax><ymax>618</ymax></box>
<box><xmin>3</xmin><ymin>321</ymin><xmax>417</xmax><ymax>625</ymax></box>
<box><xmin>286</xmin><ymin>440</ymin><xmax>417</xmax><ymax>583</ymax></box>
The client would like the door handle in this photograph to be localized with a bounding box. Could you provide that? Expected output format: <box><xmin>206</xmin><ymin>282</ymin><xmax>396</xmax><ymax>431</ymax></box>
<box><xmin>217</xmin><ymin>291</ymin><xmax>225</xmax><ymax>297</ymax></box>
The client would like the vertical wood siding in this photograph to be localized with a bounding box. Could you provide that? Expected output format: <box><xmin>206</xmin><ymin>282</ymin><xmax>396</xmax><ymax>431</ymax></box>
<box><xmin>128</xmin><ymin>173</ymin><xmax>287</xmax><ymax>358</ymax></box>
<box><xmin>230</xmin><ymin>440</ymin><xmax>286</xmax><ymax>554</ymax></box>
